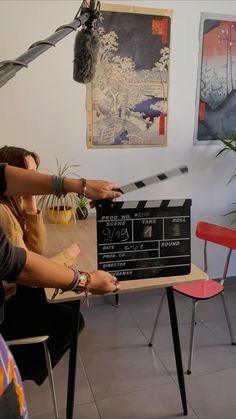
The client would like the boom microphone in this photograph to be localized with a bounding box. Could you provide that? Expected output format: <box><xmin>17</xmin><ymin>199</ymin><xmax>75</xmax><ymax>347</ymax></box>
<box><xmin>0</xmin><ymin>0</ymin><xmax>100</xmax><ymax>88</ymax></box>
<box><xmin>73</xmin><ymin>27</ymin><xmax>100</xmax><ymax>84</ymax></box>
<box><xmin>73</xmin><ymin>0</ymin><xmax>100</xmax><ymax>84</ymax></box>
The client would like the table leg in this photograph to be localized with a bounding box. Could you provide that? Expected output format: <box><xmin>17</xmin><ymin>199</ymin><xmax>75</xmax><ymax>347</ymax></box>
<box><xmin>66</xmin><ymin>300</ymin><xmax>81</xmax><ymax>419</ymax></box>
<box><xmin>166</xmin><ymin>287</ymin><xmax>188</xmax><ymax>416</ymax></box>
<box><xmin>115</xmin><ymin>294</ymin><xmax>120</xmax><ymax>305</ymax></box>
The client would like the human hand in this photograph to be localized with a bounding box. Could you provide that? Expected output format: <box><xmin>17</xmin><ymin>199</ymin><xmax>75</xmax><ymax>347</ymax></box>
<box><xmin>22</xmin><ymin>195</ymin><xmax>37</xmax><ymax>214</ymax></box>
<box><xmin>87</xmin><ymin>270</ymin><xmax>120</xmax><ymax>295</ymax></box>
<box><xmin>64</xmin><ymin>243</ymin><xmax>80</xmax><ymax>260</ymax></box>
<box><xmin>85</xmin><ymin>179</ymin><xmax>122</xmax><ymax>201</ymax></box>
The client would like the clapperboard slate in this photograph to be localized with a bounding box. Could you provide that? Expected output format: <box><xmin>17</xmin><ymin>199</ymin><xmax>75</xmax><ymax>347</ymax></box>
<box><xmin>96</xmin><ymin>167</ymin><xmax>191</xmax><ymax>281</ymax></box>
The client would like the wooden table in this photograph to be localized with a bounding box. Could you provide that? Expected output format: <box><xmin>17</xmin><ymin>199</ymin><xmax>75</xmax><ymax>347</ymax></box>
<box><xmin>45</xmin><ymin>214</ymin><xmax>208</xmax><ymax>419</ymax></box>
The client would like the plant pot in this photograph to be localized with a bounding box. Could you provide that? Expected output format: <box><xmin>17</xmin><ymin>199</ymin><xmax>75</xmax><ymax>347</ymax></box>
<box><xmin>47</xmin><ymin>206</ymin><xmax>73</xmax><ymax>224</ymax></box>
<box><xmin>76</xmin><ymin>206</ymin><xmax>88</xmax><ymax>220</ymax></box>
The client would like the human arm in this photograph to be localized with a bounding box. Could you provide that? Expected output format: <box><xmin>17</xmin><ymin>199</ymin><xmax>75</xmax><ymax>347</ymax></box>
<box><xmin>0</xmin><ymin>203</ymin><xmax>83</xmax><ymax>286</ymax></box>
<box><xmin>0</xmin><ymin>203</ymin><xmax>45</xmax><ymax>299</ymax></box>
<box><xmin>0</xmin><ymin>205</ymin><xmax>84</xmax><ymax>297</ymax></box>
<box><xmin>0</xmin><ymin>227</ymin><xmax>119</xmax><ymax>295</ymax></box>
<box><xmin>22</xmin><ymin>195</ymin><xmax>37</xmax><ymax>214</ymax></box>
<box><xmin>16</xmin><ymin>251</ymin><xmax>119</xmax><ymax>295</ymax></box>
<box><xmin>24</xmin><ymin>210</ymin><xmax>46</xmax><ymax>254</ymax></box>
<box><xmin>64</xmin><ymin>178</ymin><xmax>121</xmax><ymax>201</ymax></box>
<box><xmin>0</xmin><ymin>203</ymin><xmax>81</xmax><ymax>271</ymax></box>
<box><xmin>2</xmin><ymin>164</ymin><xmax>122</xmax><ymax>201</ymax></box>
<box><xmin>21</xmin><ymin>186</ymin><xmax>46</xmax><ymax>254</ymax></box>
<box><xmin>21</xmin><ymin>190</ymin><xmax>46</xmax><ymax>254</ymax></box>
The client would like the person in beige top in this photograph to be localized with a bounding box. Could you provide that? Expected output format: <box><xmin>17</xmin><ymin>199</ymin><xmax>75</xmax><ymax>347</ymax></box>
<box><xmin>0</xmin><ymin>145</ymin><xmax>85</xmax><ymax>385</ymax></box>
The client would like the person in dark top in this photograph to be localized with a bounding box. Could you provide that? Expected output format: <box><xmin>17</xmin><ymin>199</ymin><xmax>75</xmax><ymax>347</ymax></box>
<box><xmin>0</xmin><ymin>146</ymin><xmax>84</xmax><ymax>387</ymax></box>
<box><xmin>0</xmin><ymin>162</ymin><xmax>121</xmax><ymax>418</ymax></box>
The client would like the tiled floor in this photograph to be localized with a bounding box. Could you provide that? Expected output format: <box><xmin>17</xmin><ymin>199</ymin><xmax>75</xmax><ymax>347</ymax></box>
<box><xmin>24</xmin><ymin>282</ymin><xmax>236</xmax><ymax>418</ymax></box>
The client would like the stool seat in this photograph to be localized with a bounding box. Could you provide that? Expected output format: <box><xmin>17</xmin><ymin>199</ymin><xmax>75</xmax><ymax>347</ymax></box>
<box><xmin>174</xmin><ymin>279</ymin><xmax>224</xmax><ymax>300</ymax></box>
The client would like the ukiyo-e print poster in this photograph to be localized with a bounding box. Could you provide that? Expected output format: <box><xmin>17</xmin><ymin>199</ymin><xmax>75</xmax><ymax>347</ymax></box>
<box><xmin>86</xmin><ymin>3</ymin><xmax>172</xmax><ymax>148</ymax></box>
<box><xmin>194</xmin><ymin>13</ymin><xmax>236</xmax><ymax>144</ymax></box>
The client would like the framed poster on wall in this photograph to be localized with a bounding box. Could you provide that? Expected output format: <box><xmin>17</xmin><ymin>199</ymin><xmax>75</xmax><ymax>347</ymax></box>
<box><xmin>86</xmin><ymin>3</ymin><xmax>172</xmax><ymax>148</ymax></box>
<box><xmin>194</xmin><ymin>13</ymin><xmax>236</xmax><ymax>144</ymax></box>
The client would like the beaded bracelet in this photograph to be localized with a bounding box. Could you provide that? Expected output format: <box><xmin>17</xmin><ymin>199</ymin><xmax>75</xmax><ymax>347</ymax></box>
<box><xmin>80</xmin><ymin>271</ymin><xmax>91</xmax><ymax>307</ymax></box>
<box><xmin>51</xmin><ymin>268</ymin><xmax>80</xmax><ymax>300</ymax></box>
<box><xmin>62</xmin><ymin>268</ymin><xmax>80</xmax><ymax>292</ymax></box>
<box><xmin>51</xmin><ymin>268</ymin><xmax>90</xmax><ymax>305</ymax></box>
<box><xmin>52</xmin><ymin>175</ymin><xmax>66</xmax><ymax>198</ymax></box>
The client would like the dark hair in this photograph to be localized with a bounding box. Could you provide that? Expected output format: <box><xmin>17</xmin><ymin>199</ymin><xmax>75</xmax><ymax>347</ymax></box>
<box><xmin>0</xmin><ymin>146</ymin><xmax>40</xmax><ymax>169</ymax></box>
<box><xmin>0</xmin><ymin>146</ymin><xmax>40</xmax><ymax>230</ymax></box>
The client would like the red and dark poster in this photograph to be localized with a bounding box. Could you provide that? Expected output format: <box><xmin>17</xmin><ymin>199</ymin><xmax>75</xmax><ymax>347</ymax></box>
<box><xmin>194</xmin><ymin>13</ymin><xmax>236</xmax><ymax>144</ymax></box>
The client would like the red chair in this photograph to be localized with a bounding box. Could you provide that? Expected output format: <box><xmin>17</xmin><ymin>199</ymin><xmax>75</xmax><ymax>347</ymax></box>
<box><xmin>149</xmin><ymin>221</ymin><xmax>236</xmax><ymax>374</ymax></box>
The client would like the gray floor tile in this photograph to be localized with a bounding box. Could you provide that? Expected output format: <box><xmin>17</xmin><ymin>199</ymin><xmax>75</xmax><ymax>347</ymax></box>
<box><xmin>79</xmin><ymin>303</ymin><xmax>144</xmax><ymax>348</ymax></box>
<box><xmin>122</xmin><ymin>289</ymin><xmax>193</xmax><ymax>329</ymax></box>
<box><xmin>202</xmin><ymin>320</ymin><xmax>236</xmax><ymax>346</ymax></box>
<box><xmin>189</xmin><ymin>294</ymin><xmax>235</xmax><ymax>324</ymax></box>
<box><xmin>24</xmin><ymin>282</ymin><xmax>236</xmax><ymax>418</ymax></box>
<box><xmin>186</xmin><ymin>368</ymin><xmax>236</xmax><ymax>418</ymax></box>
<box><xmin>78</xmin><ymin>304</ymin><xmax>172</xmax><ymax>401</ymax></box>
<box><xmin>150</xmin><ymin>322</ymin><xmax>236</xmax><ymax>378</ymax></box>
<box><xmin>81</xmin><ymin>344</ymin><xmax>172</xmax><ymax>401</ymax></box>
<box><xmin>29</xmin><ymin>402</ymin><xmax>100</xmax><ymax>419</ymax></box>
<box><xmin>142</xmin><ymin>313</ymin><xmax>224</xmax><ymax>353</ymax></box>
<box><xmin>24</xmin><ymin>351</ymin><xmax>94</xmax><ymax>417</ymax></box>
<box><xmin>96</xmin><ymin>382</ymin><xmax>198</xmax><ymax>419</ymax></box>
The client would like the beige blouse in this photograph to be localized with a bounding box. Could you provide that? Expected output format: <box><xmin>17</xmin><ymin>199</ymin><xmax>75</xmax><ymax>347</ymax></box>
<box><xmin>0</xmin><ymin>204</ymin><xmax>76</xmax><ymax>300</ymax></box>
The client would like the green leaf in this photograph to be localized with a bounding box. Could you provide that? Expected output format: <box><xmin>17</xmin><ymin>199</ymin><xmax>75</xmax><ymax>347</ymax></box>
<box><xmin>215</xmin><ymin>148</ymin><xmax>230</xmax><ymax>157</ymax></box>
<box><xmin>37</xmin><ymin>157</ymin><xmax>82</xmax><ymax>222</ymax></box>
<box><xmin>221</xmin><ymin>140</ymin><xmax>236</xmax><ymax>152</ymax></box>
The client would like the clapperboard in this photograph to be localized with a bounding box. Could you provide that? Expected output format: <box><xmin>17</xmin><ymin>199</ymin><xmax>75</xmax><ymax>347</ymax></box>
<box><xmin>96</xmin><ymin>166</ymin><xmax>191</xmax><ymax>281</ymax></box>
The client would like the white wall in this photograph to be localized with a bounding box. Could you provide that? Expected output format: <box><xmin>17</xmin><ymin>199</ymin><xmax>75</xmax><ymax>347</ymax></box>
<box><xmin>1</xmin><ymin>0</ymin><xmax>236</xmax><ymax>277</ymax></box>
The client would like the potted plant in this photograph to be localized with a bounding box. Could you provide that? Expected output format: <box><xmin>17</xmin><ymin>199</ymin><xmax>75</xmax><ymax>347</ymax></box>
<box><xmin>76</xmin><ymin>196</ymin><xmax>89</xmax><ymax>220</ymax></box>
<box><xmin>37</xmin><ymin>158</ymin><xmax>81</xmax><ymax>224</ymax></box>
<box><xmin>216</xmin><ymin>130</ymin><xmax>236</xmax><ymax>223</ymax></box>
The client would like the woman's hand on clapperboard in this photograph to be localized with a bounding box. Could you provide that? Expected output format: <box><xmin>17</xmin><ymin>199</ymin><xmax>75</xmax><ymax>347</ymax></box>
<box><xmin>88</xmin><ymin>270</ymin><xmax>120</xmax><ymax>295</ymax></box>
<box><xmin>85</xmin><ymin>179</ymin><xmax>122</xmax><ymax>204</ymax></box>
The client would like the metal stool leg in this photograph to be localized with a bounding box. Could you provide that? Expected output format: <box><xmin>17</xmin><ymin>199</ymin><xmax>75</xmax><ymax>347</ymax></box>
<box><xmin>187</xmin><ymin>299</ymin><xmax>198</xmax><ymax>375</ymax></box>
<box><xmin>221</xmin><ymin>292</ymin><xmax>235</xmax><ymax>345</ymax></box>
<box><xmin>43</xmin><ymin>341</ymin><xmax>59</xmax><ymax>419</ymax></box>
<box><xmin>149</xmin><ymin>290</ymin><xmax>166</xmax><ymax>347</ymax></box>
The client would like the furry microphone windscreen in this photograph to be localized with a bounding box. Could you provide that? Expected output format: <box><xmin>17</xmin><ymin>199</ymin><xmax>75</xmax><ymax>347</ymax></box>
<box><xmin>73</xmin><ymin>28</ymin><xmax>100</xmax><ymax>84</ymax></box>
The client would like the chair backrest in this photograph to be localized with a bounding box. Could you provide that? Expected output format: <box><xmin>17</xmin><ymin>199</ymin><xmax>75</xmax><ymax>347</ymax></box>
<box><xmin>196</xmin><ymin>221</ymin><xmax>236</xmax><ymax>283</ymax></box>
<box><xmin>196</xmin><ymin>221</ymin><xmax>236</xmax><ymax>250</ymax></box>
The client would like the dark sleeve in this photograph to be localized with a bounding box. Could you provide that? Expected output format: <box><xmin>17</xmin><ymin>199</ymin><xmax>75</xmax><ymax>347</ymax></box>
<box><xmin>0</xmin><ymin>163</ymin><xmax>7</xmax><ymax>195</ymax></box>
<box><xmin>0</xmin><ymin>227</ymin><xmax>26</xmax><ymax>283</ymax></box>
